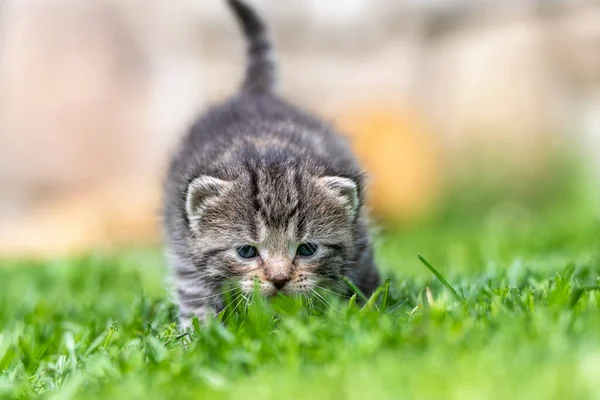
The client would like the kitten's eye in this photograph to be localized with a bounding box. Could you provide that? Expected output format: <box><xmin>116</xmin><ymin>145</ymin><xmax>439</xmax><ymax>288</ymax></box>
<box><xmin>297</xmin><ymin>243</ymin><xmax>318</xmax><ymax>257</ymax></box>
<box><xmin>237</xmin><ymin>245</ymin><xmax>258</xmax><ymax>259</ymax></box>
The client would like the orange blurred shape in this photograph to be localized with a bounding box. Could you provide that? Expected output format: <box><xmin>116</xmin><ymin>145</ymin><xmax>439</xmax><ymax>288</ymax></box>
<box><xmin>0</xmin><ymin>105</ymin><xmax>442</xmax><ymax>258</ymax></box>
<box><xmin>0</xmin><ymin>180</ymin><xmax>161</xmax><ymax>259</ymax></box>
<box><xmin>337</xmin><ymin>102</ymin><xmax>441</xmax><ymax>223</ymax></box>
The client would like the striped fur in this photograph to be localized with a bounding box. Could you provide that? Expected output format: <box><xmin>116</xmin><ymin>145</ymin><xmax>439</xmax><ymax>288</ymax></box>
<box><xmin>163</xmin><ymin>1</ymin><xmax>380</xmax><ymax>329</ymax></box>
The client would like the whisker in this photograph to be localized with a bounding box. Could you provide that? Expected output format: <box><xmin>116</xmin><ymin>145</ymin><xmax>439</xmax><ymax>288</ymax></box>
<box><xmin>216</xmin><ymin>292</ymin><xmax>241</xmax><ymax>316</ymax></box>
<box><xmin>305</xmin><ymin>293</ymin><xmax>316</xmax><ymax>314</ymax></box>
<box><xmin>310</xmin><ymin>289</ymin><xmax>331</xmax><ymax>308</ymax></box>
<box><xmin>303</xmin><ymin>293</ymin><xmax>315</xmax><ymax>314</ymax></box>
<box><xmin>216</xmin><ymin>294</ymin><xmax>243</xmax><ymax>323</ymax></box>
<box><xmin>180</xmin><ymin>286</ymin><xmax>240</xmax><ymax>303</ymax></box>
<box><xmin>222</xmin><ymin>294</ymin><xmax>246</xmax><ymax>324</ymax></box>
<box><xmin>314</xmin><ymin>284</ymin><xmax>352</xmax><ymax>299</ymax></box>
<box><xmin>241</xmin><ymin>293</ymin><xmax>251</xmax><ymax>315</ymax></box>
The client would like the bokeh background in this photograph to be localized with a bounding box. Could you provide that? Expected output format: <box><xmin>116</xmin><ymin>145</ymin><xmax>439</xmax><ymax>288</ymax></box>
<box><xmin>0</xmin><ymin>0</ymin><xmax>598</xmax><ymax>258</ymax></box>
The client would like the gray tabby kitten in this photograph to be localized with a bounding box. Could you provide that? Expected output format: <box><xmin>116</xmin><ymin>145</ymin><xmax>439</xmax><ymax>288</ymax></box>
<box><xmin>164</xmin><ymin>0</ymin><xmax>380</xmax><ymax>328</ymax></box>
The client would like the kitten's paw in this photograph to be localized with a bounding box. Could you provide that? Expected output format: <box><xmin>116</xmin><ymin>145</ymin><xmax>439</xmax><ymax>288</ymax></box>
<box><xmin>178</xmin><ymin>306</ymin><xmax>217</xmax><ymax>330</ymax></box>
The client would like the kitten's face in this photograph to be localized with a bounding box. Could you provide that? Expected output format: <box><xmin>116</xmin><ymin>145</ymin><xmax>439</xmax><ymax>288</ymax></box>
<box><xmin>185</xmin><ymin>166</ymin><xmax>359</xmax><ymax>296</ymax></box>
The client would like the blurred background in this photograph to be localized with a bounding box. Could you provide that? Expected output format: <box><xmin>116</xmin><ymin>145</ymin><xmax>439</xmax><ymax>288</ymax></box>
<box><xmin>0</xmin><ymin>0</ymin><xmax>598</xmax><ymax>258</ymax></box>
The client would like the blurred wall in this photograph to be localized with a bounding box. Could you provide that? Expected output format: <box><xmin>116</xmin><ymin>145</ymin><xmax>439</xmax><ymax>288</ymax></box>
<box><xmin>0</xmin><ymin>0</ymin><xmax>598</xmax><ymax>257</ymax></box>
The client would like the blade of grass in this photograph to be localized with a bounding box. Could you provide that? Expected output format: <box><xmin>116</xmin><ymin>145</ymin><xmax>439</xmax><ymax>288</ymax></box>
<box><xmin>348</xmin><ymin>293</ymin><xmax>357</xmax><ymax>309</ymax></box>
<box><xmin>360</xmin><ymin>286</ymin><xmax>383</xmax><ymax>312</ymax></box>
<box><xmin>342</xmin><ymin>277</ymin><xmax>368</xmax><ymax>302</ymax></box>
<box><xmin>345</xmin><ymin>293</ymin><xmax>358</xmax><ymax>316</ymax></box>
<box><xmin>102</xmin><ymin>322</ymin><xmax>118</xmax><ymax>349</ymax></box>
<box><xmin>569</xmin><ymin>285</ymin><xmax>584</xmax><ymax>308</ymax></box>
<box><xmin>381</xmin><ymin>278</ymin><xmax>390</xmax><ymax>310</ymax></box>
<box><xmin>418</xmin><ymin>255</ymin><xmax>464</xmax><ymax>302</ymax></box>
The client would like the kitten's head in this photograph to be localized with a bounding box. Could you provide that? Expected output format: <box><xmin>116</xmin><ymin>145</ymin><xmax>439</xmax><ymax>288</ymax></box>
<box><xmin>185</xmin><ymin>163</ymin><xmax>361</xmax><ymax>296</ymax></box>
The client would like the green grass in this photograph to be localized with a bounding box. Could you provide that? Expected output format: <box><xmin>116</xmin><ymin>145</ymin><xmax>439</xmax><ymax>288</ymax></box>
<box><xmin>1</xmin><ymin>191</ymin><xmax>599</xmax><ymax>399</ymax></box>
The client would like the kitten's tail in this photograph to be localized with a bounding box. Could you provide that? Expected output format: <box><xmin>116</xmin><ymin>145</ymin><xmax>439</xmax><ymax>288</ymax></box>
<box><xmin>227</xmin><ymin>0</ymin><xmax>277</xmax><ymax>94</ymax></box>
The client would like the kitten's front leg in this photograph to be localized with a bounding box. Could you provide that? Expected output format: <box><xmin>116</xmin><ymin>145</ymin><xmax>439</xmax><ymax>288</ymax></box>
<box><xmin>169</xmin><ymin>260</ymin><xmax>221</xmax><ymax>329</ymax></box>
<box><xmin>352</xmin><ymin>244</ymin><xmax>381</xmax><ymax>297</ymax></box>
<box><xmin>176</xmin><ymin>283</ymin><xmax>222</xmax><ymax>330</ymax></box>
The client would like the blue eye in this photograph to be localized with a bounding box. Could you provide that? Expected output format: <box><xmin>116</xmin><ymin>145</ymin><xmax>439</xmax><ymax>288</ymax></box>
<box><xmin>237</xmin><ymin>245</ymin><xmax>258</xmax><ymax>259</ymax></box>
<box><xmin>297</xmin><ymin>243</ymin><xmax>318</xmax><ymax>257</ymax></box>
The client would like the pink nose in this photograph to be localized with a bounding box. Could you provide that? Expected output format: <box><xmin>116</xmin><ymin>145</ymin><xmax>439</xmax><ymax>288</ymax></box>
<box><xmin>265</xmin><ymin>256</ymin><xmax>292</xmax><ymax>290</ymax></box>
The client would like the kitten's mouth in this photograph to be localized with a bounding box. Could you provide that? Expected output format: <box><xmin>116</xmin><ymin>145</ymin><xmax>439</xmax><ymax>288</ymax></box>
<box><xmin>238</xmin><ymin>275</ymin><xmax>314</xmax><ymax>297</ymax></box>
<box><xmin>261</xmin><ymin>283</ymin><xmax>304</xmax><ymax>297</ymax></box>
<box><xmin>268</xmin><ymin>288</ymin><xmax>308</xmax><ymax>298</ymax></box>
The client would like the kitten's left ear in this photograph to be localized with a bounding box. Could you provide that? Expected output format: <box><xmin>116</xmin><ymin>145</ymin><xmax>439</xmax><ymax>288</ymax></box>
<box><xmin>318</xmin><ymin>176</ymin><xmax>360</xmax><ymax>220</ymax></box>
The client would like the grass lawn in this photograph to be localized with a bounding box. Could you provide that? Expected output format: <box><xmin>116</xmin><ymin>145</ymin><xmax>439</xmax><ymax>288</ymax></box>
<box><xmin>1</xmin><ymin>185</ymin><xmax>599</xmax><ymax>399</ymax></box>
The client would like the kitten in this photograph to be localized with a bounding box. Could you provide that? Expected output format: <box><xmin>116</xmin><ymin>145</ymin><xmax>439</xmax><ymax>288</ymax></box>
<box><xmin>163</xmin><ymin>0</ymin><xmax>380</xmax><ymax>328</ymax></box>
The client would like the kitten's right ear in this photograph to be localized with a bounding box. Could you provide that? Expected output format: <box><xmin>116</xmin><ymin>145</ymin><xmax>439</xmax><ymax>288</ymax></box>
<box><xmin>186</xmin><ymin>176</ymin><xmax>232</xmax><ymax>228</ymax></box>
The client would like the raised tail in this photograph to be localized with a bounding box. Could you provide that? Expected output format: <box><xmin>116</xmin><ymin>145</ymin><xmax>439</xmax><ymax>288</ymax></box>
<box><xmin>227</xmin><ymin>0</ymin><xmax>277</xmax><ymax>94</ymax></box>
